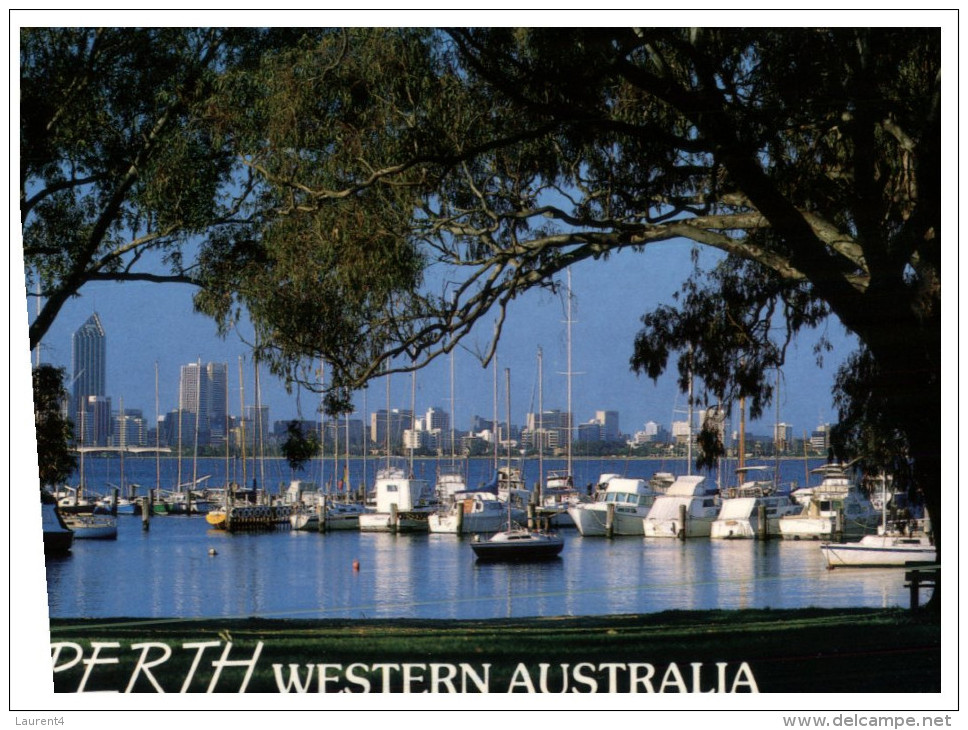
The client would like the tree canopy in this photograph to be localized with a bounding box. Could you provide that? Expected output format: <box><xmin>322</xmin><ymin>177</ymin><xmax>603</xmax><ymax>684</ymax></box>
<box><xmin>32</xmin><ymin>365</ymin><xmax>77</xmax><ymax>490</ymax></box>
<box><xmin>23</xmin><ymin>27</ymin><xmax>942</xmax><ymax>566</ymax></box>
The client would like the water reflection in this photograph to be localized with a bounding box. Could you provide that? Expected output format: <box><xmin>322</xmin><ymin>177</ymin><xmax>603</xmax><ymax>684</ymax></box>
<box><xmin>45</xmin><ymin>509</ymin><xmax>916</xmax><ymax>620</ymax></box>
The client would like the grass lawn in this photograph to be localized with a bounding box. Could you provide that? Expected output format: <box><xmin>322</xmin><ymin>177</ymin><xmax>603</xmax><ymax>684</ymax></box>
<box><xmin>48</xmin><ymin>607</ymin><xmax>940</xmax><ymax>693</ymax></box>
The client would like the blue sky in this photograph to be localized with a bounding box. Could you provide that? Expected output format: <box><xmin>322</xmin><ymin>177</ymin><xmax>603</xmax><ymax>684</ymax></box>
<box><xmin>23</xmin><ymin>240</ymin><xmax>855</xmax><ymax>440</ymax></box>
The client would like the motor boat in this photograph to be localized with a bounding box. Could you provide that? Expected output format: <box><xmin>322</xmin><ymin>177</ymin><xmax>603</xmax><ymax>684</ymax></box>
<box><xmin>429</xmin><ymin>490</ymin><xmax>508</xmax><ymax>534</ymax></box>
<box><xmin>567</xmin><ymin>475</ymin><xmax>658</xmax><ymax>536</ymax></box>
<box><xmin>643</xmin><ymin>475</ymin><xmax>720</xmax><ymax>538</ymax></box>
<box><xmin>779</xmin><ymin>464</ymin><xmax>880</xmax><ymax>540</ymax></box>
<box><xmin>470</xmin><ymin>525</ymin><xmax>564</xmax><ymax>561</ymax></box>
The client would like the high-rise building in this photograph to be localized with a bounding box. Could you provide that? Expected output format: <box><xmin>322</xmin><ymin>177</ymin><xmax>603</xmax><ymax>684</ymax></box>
<box><xmin>595</xmin><ymin>410</ymin><xmax>620</xmax><ymax>441</ymax></box>
<box><xmin>774</xmin><ymin>422</ymin><xmax>793</xmax><ymax>453</ymax></box>
<box><xmin>178</xmin><ymin>361</ymin><xmax>229</xmax><ymax>446</ymax></box>
<box><xmin>71</xmin><ymin>313</ymin><xmax>106</xmax><ymax>441</ymax></box>
<box><xmin>112</xmin><ymin>408</ymin><xmax>147</xmax><ymax>448</ymax></box>
<box><xmin>78</xmin><ymin>395</ymin><xmax>112</xmax><ymax>447</ymax></box>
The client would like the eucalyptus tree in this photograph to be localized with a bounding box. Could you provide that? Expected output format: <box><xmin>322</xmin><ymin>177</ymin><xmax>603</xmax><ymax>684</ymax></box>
<box><xmin>20</xmin><ymin>26</ymin><xmax>322</xmax><ymax>350</ymax></box>
<box><xmin>32</xmin><ymin>365</ymin><xmax>77</xmax><ymax>490</ymax></box>
<box><xmin>24</xmin><ymin>28</ymin><xmax>941</xmax><ymax>580</ymax></box>
<box><xmin>199</xmin><ymin>28</ymin><xmax>941</xmax><ymax>572</ymax></box>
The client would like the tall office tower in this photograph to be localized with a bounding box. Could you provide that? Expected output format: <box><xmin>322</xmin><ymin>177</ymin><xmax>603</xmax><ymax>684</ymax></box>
<box><xmin>205</xmin><ymin>362</ymin><xmax>228</xmax><ymax>444</ymax></box>
<box><xmin>595</xmin><ymin>410</ymin><xmax>620</xmax><ymax>442</ymax></box>
<box><xmin>178</xmin><ymin>361</ymin><xmax>229</xmax><ymax>447</ymax></box>
<box><xmin>71</xmin><ymin>313</ymin><xmax>106</xmax><ymax>444</ymax></box>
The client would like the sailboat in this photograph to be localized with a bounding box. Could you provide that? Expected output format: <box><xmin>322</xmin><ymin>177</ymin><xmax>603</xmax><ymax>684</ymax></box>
<box><xmin>471</xmin><ymin>368</ymin><xmax>564</xmax><ymax>561</ymax></box>
<box><xmin>778</xmin><ymin>462</ymin><xmax>881</xmax><ymax>540</ymax></box>
<box><xmin>643</xmin><ymin>364</ymin><xmax>720</xmax><ymax>538</ymax></box>
<box><xmin>536</xmin><ymin>270</ymin><xmax>584</xmax><ymax>527</ymax></box>
<box><xmin>710</xmin><ymin>391</ymin><xmax>799</xmax><ymax>539</ymax></box>
<box><xmin>820</xmin><ymin>476</ymin><xmax>935</xmax><ymax>567</ymax></box>
<box><xmin>358</xmin><ymin>369</ymin><xmax>437</xmax><ymax>532</ymax></box>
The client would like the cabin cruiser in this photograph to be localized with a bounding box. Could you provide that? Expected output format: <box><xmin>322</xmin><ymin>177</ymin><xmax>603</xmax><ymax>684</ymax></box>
<box><xmin>643</xmin><ymin>475</ymin><xmax>720</xmax><ymax>538</ymax></box>
<box><xmin>429</xmin><ymin>490</ymin><xmax>508</xmax><ymax>534</ymax></box>
<box><xmin>778</xmin><ymin>464</ymin><xmax>880</xmax><ymax>540</ymax></box>
<box><xmin>358</xmin><ymin>465</ymin><xmax>437</xmax><ymax>533</ymax></box>
<box><xmin>567</xmin><ymin>475</ymin><xmax>658</xmax><ymax>536</ymax></box>
<box><xmin>535</xmin><ymin>470</ymin><xmax>586</xmax><ymax>528</ymax></box>
<box><xmin>710</xmin><ymin>466</ymin><xmax>800</xmax><ymax>539</ymax></box>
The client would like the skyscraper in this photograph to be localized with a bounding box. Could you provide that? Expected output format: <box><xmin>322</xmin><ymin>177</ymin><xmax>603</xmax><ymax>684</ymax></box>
<box><xmin>178</xmin><ymin>361</ymin><xmax>229</xmax><ymax>447</ymax></box>
<box><xmin>71</xmin><ymin>313</ymin><xmax>106</xmax><ymax>443</ymax></box>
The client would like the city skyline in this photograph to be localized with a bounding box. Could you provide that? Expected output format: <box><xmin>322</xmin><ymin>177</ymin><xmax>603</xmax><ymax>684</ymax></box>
<box><xmin>32</xmin><ymin>244</ymin><xmax>853</xmax><ymax>444</ymax></box>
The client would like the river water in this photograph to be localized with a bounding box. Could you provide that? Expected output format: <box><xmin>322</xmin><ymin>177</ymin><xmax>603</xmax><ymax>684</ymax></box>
<box><xmin>44</xmin><ymin>456</ymin><xmax>914</xmax><ymax>619</ymax></box>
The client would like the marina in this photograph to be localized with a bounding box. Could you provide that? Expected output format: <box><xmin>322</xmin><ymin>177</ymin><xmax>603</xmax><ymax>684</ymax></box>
<box><xmin>42</xmin><ymin>455</ymin><xmax>930</xmax><ymax>620</ymax></box>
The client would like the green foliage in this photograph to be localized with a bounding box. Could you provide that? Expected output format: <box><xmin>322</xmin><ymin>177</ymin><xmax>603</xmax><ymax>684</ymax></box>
<box><xmin>279</xmin><ymin>420</ymin><xmax>319</xmax><ymax>475</ymax></box>
<box><xmin>32</xmin><ymin>365</ymin><xmax>77</xmax><ymax>489</ymax></box>
<box><xmin>24</xmin><ymin>27</ymin><xmax>942</xmax><ymax>562</ymax></box>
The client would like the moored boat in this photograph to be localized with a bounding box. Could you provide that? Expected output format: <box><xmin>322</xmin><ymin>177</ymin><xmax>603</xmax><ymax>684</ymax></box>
<box><xmin>820</xmin><ymin>530</ymin><xmax>936</xmax><ymax>568</ymax></box>
<box><xmin>429</xmin><ymin>490</ymin><xmax>508</xmax><ymax>534</ymax></box>
<box><xmin>778</xmin><ymin>463</ymin><xmax>880</xmax><ymax>541</ymax></box>
<box><xmin>357</xmin><ymin>464</ymin><xmax>436</xmax><ymax>533</ymax></box>
<box><xmin>710</xmin><ymin>467</ymin><xmax>800</xmax><ymax>540</ymax></box>
<box><xmin>567</xmin><ymin>475</ymin><xmax>658</xmax><ymax>536</ymax></box>
<box><xmin>62</xmin><ymin>513</ymin><xmax>118</xmax><ymax>540</ymax></box>
<box><xmin>470</xmin><ymin>525</ymin><xmax>564</xmax><ymax>561</ymax></box>
<box><xmin>643</xmin><ymin>475</ymin><xmax>720</xmax><ymax>538</ymax></box>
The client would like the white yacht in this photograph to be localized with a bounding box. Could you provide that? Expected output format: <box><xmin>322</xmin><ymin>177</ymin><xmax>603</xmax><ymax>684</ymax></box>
<box><xmin>643</xmin><ymin>475</ymin><xmax>720</xmax><ymax>538</ymax></box>
<box><xmin>429</xmin><ymin>490</ymin><xmax>508</xmax><ymax>534</ymax></box>
<box><xmin>358</xmin><ymin>466</ymin><xmax>436</xmax><ymax>533</ymax></box>
<box><xmin>568</xmin><ymin>476</ymin><xmax>658</xmax><ymax>536</ymax></box>
<box><xmin>778</xmin><ymin>464</ymin><xmax>880</xmax><ymax>540</ymax></box>
<box><xmin>710</xmin><ymin>466</ymin><xmax>800</xmax><ymax>539</ymax></box>
<box><xmin>820</xmin><ymin>528</ymin><xmax>936</xmax><ymax>568</ymax></box>
<box><xmin>434</xmin><ymin>463</ymin><xmax>468</xmax><ymax>503</ymax></box>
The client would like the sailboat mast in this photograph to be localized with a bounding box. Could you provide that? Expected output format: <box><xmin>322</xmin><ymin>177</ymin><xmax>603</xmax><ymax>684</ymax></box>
<box><xmin>119</xmin><ymin>395</ymin><xmax>126</xmax><ymax>499</ymax></box>
<box><xmin>333</xmin><ymin>397</ymin><xmax>339</xmax><ymax>496</ymax></box>
<box><xmin>738</xmin><ymin>395</ymin><xmax>746</xmax><ymax>473</ymax></box>
<box><xmin>224</xmin><ymin>363</ymin><xmax>230</xmax><ymax>488</ymax></box>
<box><xmin>505</xmin><ymin>368</ymin><xmax>512</xmax><ymax>472</ymax></box>
<box><xmin>385</xmin><ymin>364</ymin><xmax>391</xmax><ymax>469</ymax></box>
<box><xmin>687</xmin><ymin>351</ymin><xmax>693</xmax><ymax>476</ymax></box>
<box><xmin>192</xmin><ymin>358</ymin><xmax>201</xmax><ymax>492</ymax></box>
<box><xmin>492</xmin><ymin>354</ymin><xmax>499</xmax><ymax>475</ymax></box>
<box><xmin>362</xmin><ymin>385</ymin><xmax>368</xmax><ymax>498</ymax></box>
<box><xmin>320</xmin><ymin>360</ymin><xmax>327</xmax><ymax>492</ymax></box>
<box><xmin>177</xmin><ymin>371</ymin><xmax>183</xmax><ymax>493</ymax></box>
<box><xmin>774</xmin><ymin>367</ymin><xmax>781</xmax><ymax>489</ymax></box>
<box><xmin>254</xmin><ymin>357</ymin><xmax>266</xmax><ymax>494</ymax></box>
<box><xmin>154</xmin><ymin>361</ymin><xmax>160</xmax><ymax>494</ymax></box>
<box><xmin>538</xmin><ymin>346</ymin><xmax>544</xmax><ymax>492</ymax></box>
<box><xmin>409</xmin><ymin>370</ymin><xmax>416</xmax><ymax>476</ymax></box>
<box><xmin>450</xmin><ymin>349</ymin><xmax>456</xmax><ymax>464</ymax></box>
<box><xmin>238</xmin><ymin>356</ymin><xmax>247</xmax><ymax>490</ymax></box>
<box><xmin>566</xmin><ymin>268</ymin><xmax>573</xmax><ymax>479</ymax></box>
<box><xmin>345</xmin><ymin>403</ymin><xmax>351</xmax><ymax>501</ymax></box>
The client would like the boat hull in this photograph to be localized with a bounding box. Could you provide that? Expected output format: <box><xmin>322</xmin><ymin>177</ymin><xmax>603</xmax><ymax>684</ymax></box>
<box><xmin>567</xmin><ymin>505</ymin><xmax>647</xmax><ymax>536</ymax></box>
<box><xmin>778</xmin><ymin>516</ymin><xmax>879</xmax><ymax>541</ymax></box>
<box><xmin>820</xmin><ymin>537</ymin><xmax>937</xmax><ymax>568</ymax></box>
<box><xmin>428</xmin><ymin>511</ymin><xmax>506</xmax><ymax>534</ymax></box>
<box><xmin>644</xmin><ymin>517</ymin><xmax>713</xmax><ymax>538</ymax></box>
<box><xmin>63</xmin><ymin>515</ymin><xmax>118</xmax><ymax>540</ymax></box>
<box><xmin>471</xmin><ymin>532</ymin><xmax>564</xmax><ymax>561</ymax></box>
<box><xmin>359</xmin><ymin>511</ymin><xmax>431</xmax><ymax>533</ymax></box>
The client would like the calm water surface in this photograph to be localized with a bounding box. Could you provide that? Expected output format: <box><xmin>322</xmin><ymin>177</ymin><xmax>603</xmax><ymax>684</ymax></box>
<box><xmin>44</xmin><ymin>457</ymin><xmax>913</xmax><ymax>619</ymax></box>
